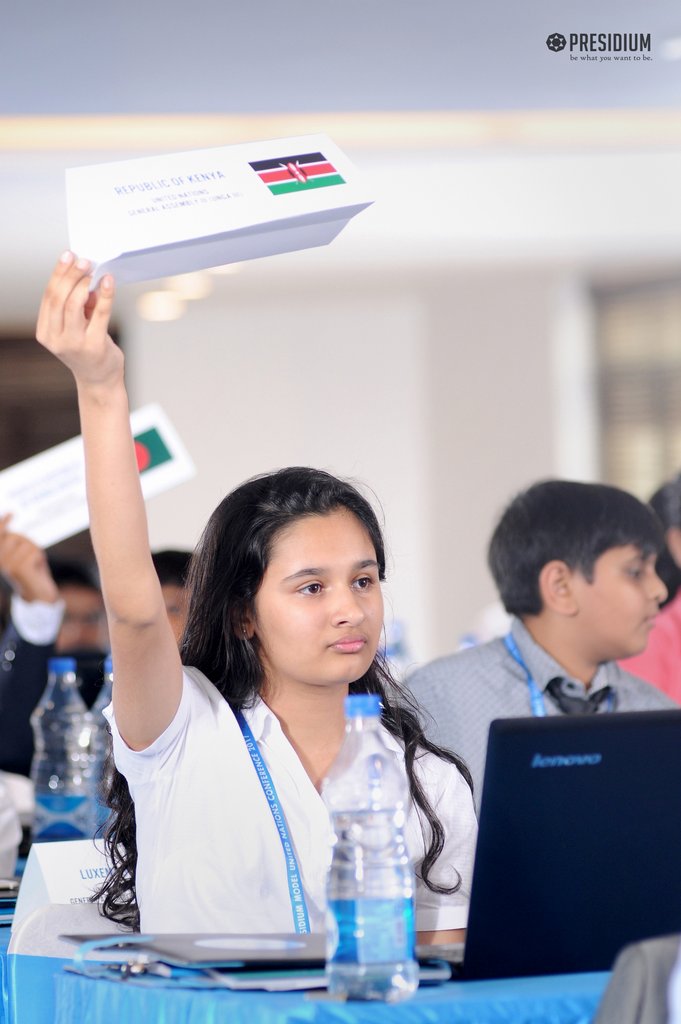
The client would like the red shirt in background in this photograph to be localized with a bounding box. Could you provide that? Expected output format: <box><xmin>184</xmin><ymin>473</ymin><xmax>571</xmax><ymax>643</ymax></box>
<box><xmin>620</xmin><ymin>591</ymin><xmax>681</xmax><ymax>704</ymax></box>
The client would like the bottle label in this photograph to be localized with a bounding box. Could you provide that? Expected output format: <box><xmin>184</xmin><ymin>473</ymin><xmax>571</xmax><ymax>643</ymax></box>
<box><xmin>33</xmin><ymin>794</ymin><xmax>92</xmax><ymax>841</ymax></box>
<box><xmin>327</xmin><ymin>898</ymin><xmax>415</xmax><ymax>964</ymax></box>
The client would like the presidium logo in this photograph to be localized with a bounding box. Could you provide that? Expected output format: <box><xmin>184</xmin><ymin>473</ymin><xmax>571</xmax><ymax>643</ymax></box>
<box><xmin>249</xmin><ymin>152</ymin><xmax>345</xmax><ymax>196</ymax></box>
<box><xmin>546</xmin><ymin>31</ymin><xmax>652</xmax><ymax>58</ymax></box>
<box><xmin>546</xmin><ymin>33</ymin><xmax>567</xmax><ymax>52</ymax></box>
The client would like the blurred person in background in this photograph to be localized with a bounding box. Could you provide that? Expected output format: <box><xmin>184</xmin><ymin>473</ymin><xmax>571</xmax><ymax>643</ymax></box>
<box><xmin>151</xmin><ymin>548</ymin><xmax>191</xmax><ymax>645</ymax></box>
<box><xmin>620</xmin><ymin>473</ymin><xmax>681</xmax><ymax>702</ymax></box>
<box><xmin>0</xmin><ymin>516</ymin><xmax>107</xmax><ymax>776</ymax></box>
<box><xmin>0</xmin><ymin>517</ymin><xmax>191</xmax><ymax>779</ymax></box>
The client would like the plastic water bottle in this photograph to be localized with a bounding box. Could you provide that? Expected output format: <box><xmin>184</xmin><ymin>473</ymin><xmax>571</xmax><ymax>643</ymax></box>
<box><xmin>89</xmin><ymin>655</ymin><xmax>114</xmax><ymax>829</ymax></box>
<box><xmin>322</xmin><ymin>693</ymin><xmax>418</xmax><ymax>1002</ymax></box>
<box><xmin>30</xmin><ymin>656</ymin><xmax>96</xmax><ymax>841</ymax></box>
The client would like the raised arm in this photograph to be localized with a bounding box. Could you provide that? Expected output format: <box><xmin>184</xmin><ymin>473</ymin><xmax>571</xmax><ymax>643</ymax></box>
<box><xmin>35</xmin><ymin>253</ymin><xmax>182</xmax><ymax>749</ymax></box>
<box><xmin>0</xmin><ymin>515</ymin><xmax>59</xmax><ymax>604</ymax></box>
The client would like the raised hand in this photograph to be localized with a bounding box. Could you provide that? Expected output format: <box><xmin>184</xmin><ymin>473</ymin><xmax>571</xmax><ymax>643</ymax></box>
<box><xmin>0</xmin><ymin>515</ymin><xmax>59</xmax><ymax>603</ymax></box>
<box><xmin>35</xmin><ymin>252</ymin><xmax>122</xmax><ymax>388</ymax></box>
<box><xmin>34</xmin><ymin>252</ymin><xmax>183</xmax><ymax>751</ymax></box>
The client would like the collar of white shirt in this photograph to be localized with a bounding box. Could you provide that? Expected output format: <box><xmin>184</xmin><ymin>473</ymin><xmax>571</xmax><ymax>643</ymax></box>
<box><xmin>243</xmin><ymin>694</ymin><xmax>404</xmax><ymax>755</ymax></box>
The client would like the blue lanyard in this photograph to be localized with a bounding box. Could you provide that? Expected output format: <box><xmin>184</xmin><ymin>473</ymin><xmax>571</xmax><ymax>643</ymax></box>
<box><xmin>503</xmin><ymin>634</ymin><xmax>547</xmax><ymax>716</ymax></box>
<box><xmin>502</xmin><ymin>633</ymin><xmax>614</xmax><ymax>717</ymax></box>
<box><xmin>236</xmin><ymin>711</ymin><xmax>311</xmax><ymax>934</ymax></box>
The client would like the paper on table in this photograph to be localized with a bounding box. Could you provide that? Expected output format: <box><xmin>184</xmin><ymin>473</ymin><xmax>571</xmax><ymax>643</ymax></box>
<box><xmin>66</xmin><ymin>134</ymin><xmax>374</xmax><ymax>287</ymax></box>
<box><xmin>11</xmin><ymin>838</ymin><xmax>110</xmax><ymax>932</ymax></box>
<box><xmin>0</xmin><ymin>404</ymin><xmax>195</xmax><ymax>549</ymax></box>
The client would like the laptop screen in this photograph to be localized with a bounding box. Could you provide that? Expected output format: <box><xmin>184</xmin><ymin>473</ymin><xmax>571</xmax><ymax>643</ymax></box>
<box><xmin>461</xmin><ymin>709</ymin><xmax>681</xmax><ymax>979</ymax></box>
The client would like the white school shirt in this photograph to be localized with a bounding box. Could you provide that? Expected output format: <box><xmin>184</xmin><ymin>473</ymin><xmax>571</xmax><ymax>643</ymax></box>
<box><xmin>105</xmin><ymin>667</ymin><xmax>477</xmax><ymax>934</ymax></box>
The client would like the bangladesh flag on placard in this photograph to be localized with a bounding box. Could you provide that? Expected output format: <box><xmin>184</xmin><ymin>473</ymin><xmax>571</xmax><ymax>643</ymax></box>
<box><xmin>250</xmin><ymin>151</ymin><xmax>345</xmax><ymax>196</ymax></box>
<box><xmin>134</xmin><ymin>427</ymin><xmax>173</xmax><ymax>474</ymax></box>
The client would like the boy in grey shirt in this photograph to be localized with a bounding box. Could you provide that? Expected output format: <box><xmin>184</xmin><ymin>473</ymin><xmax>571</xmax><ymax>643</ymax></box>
<box><xmin>408</xmin><ymin>480</ymin><xmax>678</xmax><ymax>809</ymax></box>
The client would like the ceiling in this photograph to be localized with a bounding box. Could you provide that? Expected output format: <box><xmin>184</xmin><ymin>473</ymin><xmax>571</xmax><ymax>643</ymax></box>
<box><xmin>3</xmin><ymin>0</ymin><xmax>681</xmax><ymax>115</ymax></box>
<box><xmin>2</xmin><ymin>0</ymin><xmax>681</xmax><ymax>330</ymax></box>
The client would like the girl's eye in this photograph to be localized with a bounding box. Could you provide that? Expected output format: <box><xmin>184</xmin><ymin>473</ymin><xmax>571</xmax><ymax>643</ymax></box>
<box><xmin>353</xmin><ymin>576</ymin><xmax>373</xmax><ymax>590</ymax></box>
<box><xmin>300</xmin><ymin>582</ymin><xmax>323</xmax><ymax>595</ymax></box>
<box><xmin>626</xmin><ymin>567</ymin><xmax>643</xmax><ymax>580</ymax></box>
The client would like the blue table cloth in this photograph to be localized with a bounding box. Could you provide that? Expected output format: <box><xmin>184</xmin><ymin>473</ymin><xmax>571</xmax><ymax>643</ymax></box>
<box><xmin>0</xmin><ymin>928</ymin><xmax>9</xmax><ymax>1024</ymax></box>
<box><xmin>5</xmin><ymin>951</ymin><xmax>70</xmax><ymax>1024</ymax></box>
<box><xmin>54</xmin><ymin>969</ymin><xmax>610</xmax><ymax>1024</ymax></box>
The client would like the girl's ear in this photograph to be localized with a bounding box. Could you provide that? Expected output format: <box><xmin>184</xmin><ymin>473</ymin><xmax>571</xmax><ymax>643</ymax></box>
<box><xmin>537</xmin><ymin>560</ymin><xmax>580</xmax><ymax>617</ymax></box>
<box><xmin>231</xmin><ymin>607</ymin><xmax>254</xmax><ymax>640</ymax></box>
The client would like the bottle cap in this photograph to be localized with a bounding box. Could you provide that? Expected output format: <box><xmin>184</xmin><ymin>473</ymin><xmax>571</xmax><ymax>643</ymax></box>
<box><xmin>104</xmin><ymin>655</ymin><xmax>113</xmax><ymax>675</ymax></box>
<box><xmin>47</xmin><ymin>656</ymin><xmax>77</xmax><ymax>674</ymax></box>
<box><xmin>344</xmin><ymin>693</ymin><xmax>381</xmax><ymax>718</ymax></box>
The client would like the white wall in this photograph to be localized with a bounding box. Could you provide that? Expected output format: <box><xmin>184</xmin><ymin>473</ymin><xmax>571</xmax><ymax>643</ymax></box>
<box><xmin>420</xmin><ymin>269</ymin><xmax>561</xmax><ymax>658</ymax></box>
<box><xmin>121</xmin><ymin>262</ymin><xmax>580</xmax><ymax>664</ymax></box>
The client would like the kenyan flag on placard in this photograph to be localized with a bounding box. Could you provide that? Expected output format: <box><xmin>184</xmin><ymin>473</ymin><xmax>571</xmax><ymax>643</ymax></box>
<box><xmin>134</xmin><ymin>428</ymin><xmax>173</xmax><ymax>474</ymax></box>
<box><xmin>250</xmin><ymin>151</ymin><xmax>345</xmax><ymax>196</ymax></box>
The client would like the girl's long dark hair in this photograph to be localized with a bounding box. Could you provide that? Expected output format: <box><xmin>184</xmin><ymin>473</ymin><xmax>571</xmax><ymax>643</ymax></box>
<box><xmin>97</xmin><ymin>467</ymin><xmax>472</xmax><ymax>930</ymax></box>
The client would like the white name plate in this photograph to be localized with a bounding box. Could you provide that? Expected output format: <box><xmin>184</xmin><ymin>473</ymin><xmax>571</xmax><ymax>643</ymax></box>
<box><xmin>0</xmin><ymin>403</ymin><xmax>195</xmax><ymax>549</ymax></box>
<box><xmin>66</xmin><ymin>133</ymin><xmax>374</xmax><ymax>287</ymax></box>
<box><xmin>12</xmin><ymin>838</ymin><xmax>111</xmax><ymax>932</ymax></box>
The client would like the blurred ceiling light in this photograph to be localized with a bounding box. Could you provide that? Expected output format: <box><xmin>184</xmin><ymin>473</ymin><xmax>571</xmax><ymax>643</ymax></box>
<box><xmin>208</xmin><ymin>263</ymin><xmax>244</xmax><ymax>276</ymax></box>
<box><xmin>6</xmin><ymin>111</ymin><xmax>681</xmax><ymax>152</ymax></box>
<box><xmin>164</xmin><ymin>271</ymin><xmax>213</xmax><ymax>300</ymax></box>
<box><xmin>136</xmin><ymin>290</ymin><xmax>186</xmax><ymax>322</ymax></box>
<box><xmin>661</xmin><ymin>36</ymin><xmax>681</xmax><ymax>60</ymax></box>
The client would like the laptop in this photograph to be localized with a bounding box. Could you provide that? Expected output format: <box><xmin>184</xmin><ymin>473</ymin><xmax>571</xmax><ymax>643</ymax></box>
<box><xmin>62</xmin><ymin>710</ymin><xmax>681</xmax><ymax>983</ymax></box>
<box><xmin>60</xmin><ymin>931</ymin><xmax>451</xmax><ymax>988</ymax></box>
<box><xmin>453</xmin><ymin>709</ymin><xmax>681</xmax><ymax>980</ymax></box>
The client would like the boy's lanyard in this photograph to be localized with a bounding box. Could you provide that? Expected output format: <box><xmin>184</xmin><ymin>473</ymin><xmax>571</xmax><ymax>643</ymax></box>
<box><xmin>236</xmin><ymin>711</ymin><xmax>311</xmax><ymax>934</ymax></box>
<box><xmin>502</xmin><ymin>633</ymin><xmax>614</xmax><ymax>717</ymax></box>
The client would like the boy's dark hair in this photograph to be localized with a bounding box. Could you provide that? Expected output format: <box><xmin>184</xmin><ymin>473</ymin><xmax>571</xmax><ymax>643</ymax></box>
<box><xmin>151</xmin><ymin>549</ymin><xmax>191</xmax><ymax>588</ymax></box>
<box><xmin>47</xmin><ymin>558</ymin><xmax>100</xmax><ymax>593</ymax></box>
<box><xmin>488</xmin><ymin>479</ymin><xmax>664</xmax><ymax>617</ymax></box>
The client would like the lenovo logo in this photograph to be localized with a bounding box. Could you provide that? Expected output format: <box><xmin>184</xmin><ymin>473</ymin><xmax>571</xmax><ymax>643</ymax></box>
<box><xmin>531</xmin><ymin>753</ymin><xmax>602</xmax><ymax>768</ymax></box>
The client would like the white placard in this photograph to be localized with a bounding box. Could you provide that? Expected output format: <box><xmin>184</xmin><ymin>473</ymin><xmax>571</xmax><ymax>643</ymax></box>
<box><xmin>66</xmin><ymin>133</ymin><xmax>374</xmax><ymax>287</ymax></box>
<box><xmin>11</xmin><ymin>838</ymin><xmax>111</xmax><ymax>932</ymax></box>
<box><xmin>0</xmin><ymin>403</ymin><xmax>195</xmax><ymax>548</ymax></box>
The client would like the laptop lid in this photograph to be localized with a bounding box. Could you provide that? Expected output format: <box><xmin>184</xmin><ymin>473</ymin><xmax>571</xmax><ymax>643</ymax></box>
<box><xmin>60</xmin><ymin>932</ymin><xmax>454</xmax><ymax>985</ymax></box>
<box><xmin>461</xmin><ymin>709</ymin><xmax>681</xmax><ymax>980</ymax></box>
<box><xmin>60</xmin><ymin>932</ymin><xmax>327</xmax><ymax>969</ymax></box>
